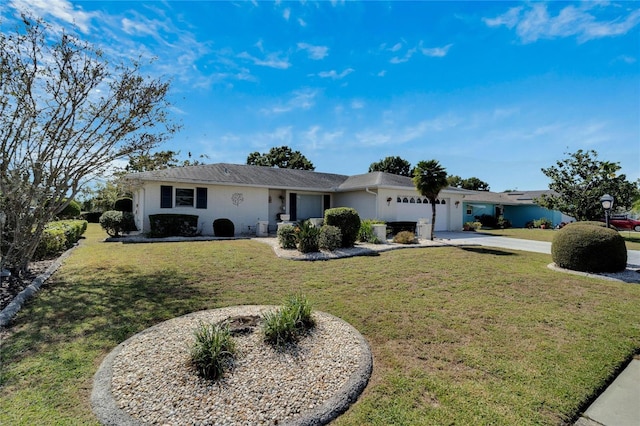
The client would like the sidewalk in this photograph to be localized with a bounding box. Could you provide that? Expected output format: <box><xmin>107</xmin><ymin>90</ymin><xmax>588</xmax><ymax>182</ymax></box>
<box><xmin>435</xmin><ymin>232</ymin><xmax>640</xmax><ymax>426</ymax></box>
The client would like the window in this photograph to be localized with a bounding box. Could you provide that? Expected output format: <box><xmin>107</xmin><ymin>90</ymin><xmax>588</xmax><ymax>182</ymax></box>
<box><xmin>196</xmin><ymin>187</ymin><xmax>207</xmax><ymax>209</ymax></box>
<box><xmin>466</xmin><ymin>206</ymin><xmax>472</xmax><ymax>215</ymax></box>
<box><xmin>175</xmin><ymin>188</ymin><xmax>194</xmax><ymax>207</ymax></box>
<box><xmin>160</xmin><ymin>185</ymin><xmax>173</xmax><ymax>208</ymax></box>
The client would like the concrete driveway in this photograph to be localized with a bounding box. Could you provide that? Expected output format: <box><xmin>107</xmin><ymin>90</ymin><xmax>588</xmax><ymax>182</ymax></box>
<box><xmin>435</xmin><ymin>232</ymin><xmax>640</xmax><ymax>268</ymax></box>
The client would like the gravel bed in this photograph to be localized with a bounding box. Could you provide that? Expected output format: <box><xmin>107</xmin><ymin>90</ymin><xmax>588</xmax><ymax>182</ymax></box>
<box><xmin>93</xmin><ymin>306</ymin><xmax>372</xmax><ymax>426</ymax></box>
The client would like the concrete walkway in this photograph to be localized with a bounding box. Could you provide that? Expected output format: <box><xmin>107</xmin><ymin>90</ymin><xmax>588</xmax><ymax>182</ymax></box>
<box><xmin>435</xmin><ymin>231</ymin><xmax>640</xmax><ymax>426</ymax></box>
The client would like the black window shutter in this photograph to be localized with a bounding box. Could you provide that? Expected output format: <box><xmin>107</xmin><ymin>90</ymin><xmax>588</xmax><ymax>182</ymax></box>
<box><xmin>196</xmin><ymin>187</ymin><xmax>207</xmax><ymax>209</ymax></box>
<box><xmin>289</xmin><ymin>192</ymin><xmax>297</xmax><ymax>221</ymax></box>
<box><xmin>323</xmin><ymin>194</ymin><xmax>331</xmax><ymax>212</ymax></box>
<box><xmin>160</xmin><ymin>185</ymin><xmax>173</xmax><ymax>208</ymax></box>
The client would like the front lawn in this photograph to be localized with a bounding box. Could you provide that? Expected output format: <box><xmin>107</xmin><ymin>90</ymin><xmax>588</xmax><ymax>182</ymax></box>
<box><xmin>2</xmin><ymin>224</ymin><xmax>640</xmax><ymax>425</ymax></box>
<box><xmin>479</xmin><ymin>228</ymin><xmax>640</xmax><ymax>251</ymax></box>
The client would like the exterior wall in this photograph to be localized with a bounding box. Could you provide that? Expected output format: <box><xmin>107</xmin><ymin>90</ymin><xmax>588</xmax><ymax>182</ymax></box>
<box><xmin>333</xmin><ymin>191</ymin><xmax>377</xmax><ymax>220</ymax></box>
<box><xmin>504</xmin><ymin>205</ymin><xmax>569</xmax><ymax>228</ymax></box>
<box><xmin>136</xmin><ymin>181</ymin><xmax>269</xmax><ymax>235</ymax></box>
<box><xmin>463</xmin><ymin>203</ymin><xmax>496</xmax><ymax>224</ymax></box>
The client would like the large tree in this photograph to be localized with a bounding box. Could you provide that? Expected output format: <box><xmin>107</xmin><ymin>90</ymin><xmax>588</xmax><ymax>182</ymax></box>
<box><xmin>246</xmin><ymin>146</ymin><xmax>314</xmax><ymax>170</ymax></box>
<box><xmin>537</xmin><ymin>150</ymin><xmax>639</xmax><ymax>221</ymax></box>
<box><xmin>0</xmin><ymin>18</ymin><xmax>176</xmax><ymax>276</ymax></box>
<box><xmin>413</xmin><ymin>160</ymin><xmax>448</xmax><ymax>241</ymax></box>
<box><xmin>447</xmin><ymin>175</ymin><xmax>490</xmax><ymax>191</ymax></box>
<box><xmin>368</xmin><ymin>156</ymin><xmax>412</xmax><ymax>176</ymax></box>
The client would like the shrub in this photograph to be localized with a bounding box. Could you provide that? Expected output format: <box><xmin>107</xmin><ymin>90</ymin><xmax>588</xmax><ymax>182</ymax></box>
<box><xmin>149</xmin><ymin>214</ymin><xmax>198</xmax><ymax>237</ymax></box>
<box><xmin>565</xmin><ymin>221</ymin><xmax>608</xmax><ymax>228</ymax></box>
<box><xmin>533</xmin><ymin>217</ymin><xmax>552</xmax><ymax>229</ymax></box>
<box><xmin>296</xmin><ymin>220</ymin><xmax>320</xmax><ymax>253</ymax></box>
<box><xmin>358</xmin><ymin>219</ymin><xmax>383</xmax><ymax>243</ymax></box>
<box><xmin>100</xmin><ymin>211</ymin><xmax>125</xmax><ymax>237</ymax></box>
<box><xmin>319</xmin><ymin>225</ymin><xmax>342</xmax><ymax>251</ymax></box>
<box><xmin>277</xmin><ymin>224</ymin><xmax>297</xmax><ymax>249</ymax></box>
<box><xmin>475</xmin><ymin>214</ymin><xmax>498</xmax><ymax>228</ymax></box>
<box><xmin>262</xmin><ymin>294</ymin><xmax>315</xmax><ymax>346</ymax></box>
<box><xmin>114</xmin><ymin>198</ymin><xmax>133</xmax><ymax>212</ymax></box>
<box><xmin>33</xmin><ymin>228</ymin><xmax>66</xmax><ymax>260</ymax></box>
<box><xmin>190</xmin><ymin>322</ymin><xmax>236</xmax><ymax>381</ymax></box>
<box><xmin>463</xmin><ymin>221</ymin><xmax>482</xmax><ymax>231</ymax></box>
<box><xmin>324</xmin><ymin>207</ymin><xmax>361</xmax><ymax>248</ymax></box>
<box><xmin>497</xmin><ymin>216</ymin><xmax>512</xmax><ymax>229</ymax></box>
<box><xmin>393</xmin><ymin>231</ymin><xmax>416</xmax><ymax>244</ymax></box>
<box><xmin>81</xmin><ymin>211</ymin><xmax>103</xmax><ymax>223</ymax></box>
<box><xmin>213</xmin><ymin>218</ymin><xmax>235</xmax><ymax>237</ymax></box>
<box><xmin>57</xmin><ymin>200</ymin><xmax>81</xmax><ymax>219</ymax></box>
<box><xmin>552</xmin><ymin>224</ymin><xmax>627</xmax><ymax>273</ymax></box>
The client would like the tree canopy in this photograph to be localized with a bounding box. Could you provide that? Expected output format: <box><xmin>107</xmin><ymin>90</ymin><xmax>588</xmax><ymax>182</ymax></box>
<box><xmin>368</xmin><ymin>156</ymin><xmax>412</xmax><ymax>176</ymax></box>
<box><xmin>246</xmin><ymin>146</ymin><xmax>314</xmax><ymax>170</ymax></box>
<box><xmin>447</xmin><ymin>175</ymin><xmax>490</xmax><ymax>191</ymax></box>
<box><xmin>0</xmin><ymin>17</ymin><xmax>176</xmax><ymax>275</ymax></box>
<box><xmin>536</xmin><ymin>150</ymin><xmax>639</xmax><ymax>221</ymax></box>
<box><xmin>413</xmin><ymin>160</ymin><xmax>448</xmax><ymax>240</ymax></box>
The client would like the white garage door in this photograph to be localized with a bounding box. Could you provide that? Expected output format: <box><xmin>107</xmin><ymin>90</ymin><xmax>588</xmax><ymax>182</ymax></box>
<box><xmin>395</xmin><ymin>197</ymin><xmax>450</xmax><ymax>231</ymax></box>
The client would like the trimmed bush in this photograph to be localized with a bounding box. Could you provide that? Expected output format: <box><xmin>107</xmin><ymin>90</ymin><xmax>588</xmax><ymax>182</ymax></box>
<box><xmin>148</xmin><ymin>214</ymin><xmax>198</xmax><ymax>237</ymax></box>
<box><xmin>213</xmin><ymin>218</ymin><xmax>235</xmax><ymax>237</ymax></box>
<box><xmin>277</xmin><ymin>224</ymin><xmax>297</xmax><ymax>249</ymax></box>
<box><xmin>393</xmin><ymin>231</ymin><xmax>417</xmax><ymax>244</ymax></box>
<box><xmin>552</xmin><ymin>224</ymin><xmax>627</xmax><ymax>273</ymax></box>
<box><xmin>100</xmin><ymin>211</ymin><xmax>136</xmax><ymax>237</ymax></box>
<box><xmin>58</xmin><ymin>200</ymin><xmax>81</xmax><ymax>219</ymax></box>
<box><xmin>33</xmin><ymin>220</ymin><xmax>87</xmax><ymax>259</ymax></box>
<box><xmin>324</xmin><ymin>207</ymin><xmax>361</xmax><ymax>248</ymax></box>
<box><xmin>114</xmin><ymin>198</ymin><xmax>133</xmax><ymax>212</ymax></box>
<box><xmin>33</xmin><ymin>228</ymin><xmax>66</xmax><ymax>260</ymax></box>
<box><xmin>296</xmin><ymin>220</ymin><xmax>320</xmax><ymax>253</ymax></box>
<box><xmin>81</xmin><ymin>211</ymin><xmax>103</xmax><ymax>223</ymax></box>
<box><xmin>565</xmin><ymin>221</ymin><xmax>608</xmax><ymax>228</ymax></box>
<box><xmin>190</xmin><ymin>322</ymin><xmax>236</xmax><ymax>381</ymax></box>
<box><xmin>319</xmin><ymin>225</ymin><xmax>342</xmax><ymax>251</ymax></box>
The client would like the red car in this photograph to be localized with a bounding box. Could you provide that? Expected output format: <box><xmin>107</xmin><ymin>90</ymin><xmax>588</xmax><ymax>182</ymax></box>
<box><xmin>605</xmin><ymin>216</ymin><xmax>640</xmax><ymax>232</ymax></box>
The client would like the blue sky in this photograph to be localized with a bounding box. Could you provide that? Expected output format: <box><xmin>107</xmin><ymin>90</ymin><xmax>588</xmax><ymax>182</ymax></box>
<box><xmin>2</xmin><ymin>1</ymin><xmax>639</xmax><ymax>191</ymax></box>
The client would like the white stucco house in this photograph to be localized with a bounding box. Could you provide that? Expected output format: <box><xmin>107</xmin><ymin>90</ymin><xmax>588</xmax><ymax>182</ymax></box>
<box><xmin>124</xmin><ymin>163</ymin><xmax>467</xmax><ymax>236</ymax></box>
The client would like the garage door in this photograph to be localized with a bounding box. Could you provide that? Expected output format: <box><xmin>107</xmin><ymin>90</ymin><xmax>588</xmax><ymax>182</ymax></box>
<box><xmin>396</xmin><ymin>197</ymin><xmax>450</xmax><ymax>231</ymax></box>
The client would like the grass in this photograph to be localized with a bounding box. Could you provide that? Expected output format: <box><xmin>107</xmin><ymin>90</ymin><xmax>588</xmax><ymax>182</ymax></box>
<box><xmin>479</xmin><ymin>227</ymin><xmax>640</xmax><ymax>250</ymax></box>
<box><xmin>2</xmin><ymin>224</ymin><xmax>640</xmax><ymax>425</ymax></box>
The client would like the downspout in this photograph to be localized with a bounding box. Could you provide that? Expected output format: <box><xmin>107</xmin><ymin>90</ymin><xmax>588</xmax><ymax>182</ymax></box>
<box><xmin>365</xmin><ymin>187</ymin><xmax>378</xmax><ymax>219</ymax></box>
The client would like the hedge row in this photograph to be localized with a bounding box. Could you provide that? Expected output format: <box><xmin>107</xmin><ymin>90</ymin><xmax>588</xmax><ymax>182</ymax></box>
<box><xmin>34</xmin><ymin>220</ymin><xmax>88</xmax><ymax>260</ymax></box>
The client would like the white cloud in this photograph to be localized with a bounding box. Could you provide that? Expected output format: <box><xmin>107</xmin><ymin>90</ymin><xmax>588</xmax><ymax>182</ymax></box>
<box><xmin>318</xmin><ymin>68</ymin><xmax>354</xmax><ymax>80</ymax></box>
<box><xmin>9</xmin><ymin>0</ymin><xmax>97</xmax><ymax>33</ymax></box>
<box><xmin>419</xmin><ymin>43</ymin><xmax>453</xmax><ymax>57</ymax></box>
<box><xmin>283</xmin><ymin>8</ymin><xmax>291</xmax><ymax>21</ymax></box>
<box><xmin>261</xmin><ymin>89</ymin><xmax>318</xmax><ymax>114</ymax></box>
<box><xmin>238</xmin><ymin>51</ymin><xmax>291</xmax><ymax>69</ymax></box>
<box><xmin>484</xmin><ymin>3</ymin><xmax>640</xmax><ymax>43</ymax></box>
<box><xmin>390</xmin><ymin>47</ymin><xmax>417</xmax><ymax>64</ymax></box>
<box><xmin>351</xmin><ymin>100</ymin><xmax>365</xmax><ymax>110</ymax></box>
<box><xmin>297</xmin><ymin>42</ymin><xmax>329</xmax><ymax>60</ymax></box>
<box><xmin>298</xmin><ymin>18</ymin><xmax>307</xmax><ymax>27</ymax></box>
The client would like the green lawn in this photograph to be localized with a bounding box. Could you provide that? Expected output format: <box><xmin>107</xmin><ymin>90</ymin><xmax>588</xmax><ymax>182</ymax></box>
<box><xmin>2</xmin><ymin>224</ymin><xmax>640</xmax><ymax>425</ymax></box>
<box><xmin>478</xmin><ymin>228</ymin><xmax>640</xmax><ymax>251</ymax></box>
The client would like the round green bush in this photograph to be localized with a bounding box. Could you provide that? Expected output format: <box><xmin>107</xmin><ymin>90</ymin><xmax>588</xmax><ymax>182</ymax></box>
<box><xmin>552</xmin><ymin>224</ymin><xmax>627</xmax><ymax>273</ymax></box>
<box><xmin>99</xmin><ymin>210</ymin><xmax>125</xmax><ymax>237</ymax></box>
<box><xmin>277</xmin><ymin>224</ymin><xmax>297</xmax><ymax>249</ymax></box>
<box><xmin>58</xmin><ymin>199</ymin><xmax>81</xmax><ymax>219</ymax></box>
<box><xmin>324</xmin><ymin>207</ymin><xmax>361</xmax><ymax>248</ymax></box>
<box><xmin>564</xmin><ymin>221</ymin><xmax>607</xmax><ymax>228</ymax></box>
<box><xmin>213</xmin><ymin>218</ymin><xmax>235</xmax><ymax>237</ymax></box>
<box><xmin>319</xmin><ymin>225</ymin><xmax>342</xmax><ymax>251</ymax></box>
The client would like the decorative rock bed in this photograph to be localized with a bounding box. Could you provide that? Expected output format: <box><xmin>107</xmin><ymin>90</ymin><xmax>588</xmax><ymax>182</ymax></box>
<box><xmin>92</xmin><ymin>305</ymin><xmax>373</xmax><ymax>426</ymax></box>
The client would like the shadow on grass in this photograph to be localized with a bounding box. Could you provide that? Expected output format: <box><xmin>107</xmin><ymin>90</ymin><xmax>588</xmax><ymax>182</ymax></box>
<box><xmin>458</xmin><ymin>247</ymin><xmax>517</xmax><ymax>256</ymax></box>
<box><xmin>2</xmin><ymin>266</ymin><xmax>214</xmax><ymax>359</ymax></box>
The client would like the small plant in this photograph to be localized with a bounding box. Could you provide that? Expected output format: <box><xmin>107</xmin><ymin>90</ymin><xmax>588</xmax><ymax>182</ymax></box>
<box><xmin>358</xmin><ymin>219</ymin><xmax>383</xmax><ymax>243</ymax></box>
<box><xmin>277</xmin><ymin>224</ymin><xmax>297</xmax><ymax>249</ymax></box>
<box><xmin>319</xmin><ymin>225</ymin><xmax>342</xmax><ymax>251</ymax></box>
<box><xmin>262</xmin><ymin>294</ymin><xmax>315</xmax><ymax>346</ymax></box>
<box><xmin>296</xmin><ymin>220</ymin><xmax>320</xmax><ymax>253</ymax></box>
<box><xmin>533</xmin><ymin>217</ymin><xmax>552</xmax><ymax>229</ymax></box>
<box><xmin>190</xmin><ymin>322</ymin><xmax>236</xmax><ymax>381</ymax></box>
<box><xmin>393</xmin><ymin>230</ymin><xmax>416</xmax><ymax>244</ymax></box>
<box><xmin>463</xmin><ymin>221</ymin><xmax>482</xmax><ymax>231</ymax></box>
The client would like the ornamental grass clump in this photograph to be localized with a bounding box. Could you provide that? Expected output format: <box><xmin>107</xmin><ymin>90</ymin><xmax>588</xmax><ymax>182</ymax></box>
<box><xmin>262</xmin><ymin>294</ymin><xmax>315</xmax><ymax>346</ymax></box>
<box><xmin>393</xmin><ymin>231</ymin><xmax>417</xmax><ymax>244</ymax></box>
<box><xmin>190</xmin><ymin>322</ymin><xmax>236</xmax><ymax>381</ymax></box>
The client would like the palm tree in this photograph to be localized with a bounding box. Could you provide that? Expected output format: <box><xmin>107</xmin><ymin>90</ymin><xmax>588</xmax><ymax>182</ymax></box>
<box><xmin>413</xmin><ymin>160</ymin><xmax>448</xmax><ymax>240</ymax></box>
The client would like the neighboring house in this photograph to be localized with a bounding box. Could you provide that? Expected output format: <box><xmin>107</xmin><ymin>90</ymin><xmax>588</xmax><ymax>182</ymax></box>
<box><xmin>462</xmin><ymin>190</ymin><xmax>574</xmax><ymax>228</ymax></box>
<box><xmin>125</xmin><ymin>163</ymin><xmax>467</xmax><ymax>235</ymax></box>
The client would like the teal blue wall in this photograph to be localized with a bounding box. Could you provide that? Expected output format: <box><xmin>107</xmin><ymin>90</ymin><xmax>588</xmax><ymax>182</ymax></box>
<box><xmin>463</xmin><ymin>202</ymin><xmax>566</xmax><ymax>228</ymax></box>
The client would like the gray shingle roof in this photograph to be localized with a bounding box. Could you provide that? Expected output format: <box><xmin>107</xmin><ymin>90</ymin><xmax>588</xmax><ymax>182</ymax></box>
<box><xmin>125</xmin><ymin>163</ymin><xmax>349</xmax><ymax>191</ymax></box>
<box><xmin>462</xmin><ymin>189</ymin><xmax>556</xmax><ymax>205</ymax></box>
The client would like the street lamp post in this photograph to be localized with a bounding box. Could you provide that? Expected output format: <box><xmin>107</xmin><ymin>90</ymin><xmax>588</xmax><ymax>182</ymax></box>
<box><xmin>600</xmin><ymin>194</ymin><xmax>614</xmax><ymax>228</ymax></box>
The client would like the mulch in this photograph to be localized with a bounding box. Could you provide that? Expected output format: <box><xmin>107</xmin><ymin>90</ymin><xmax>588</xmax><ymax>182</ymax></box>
<box><xmin>0</xmin><ymin>259</ymin><xmax>55</xmax><ymax>312</ymax></box>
